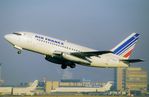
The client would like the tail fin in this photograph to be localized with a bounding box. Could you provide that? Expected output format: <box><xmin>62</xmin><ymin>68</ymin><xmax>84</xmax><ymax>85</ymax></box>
<box><xmin>111</xmin><ymin>33</ymin><xmax>140</xmax><ymax>59</ymax></box>
<box><xmin>28</xmin><ymin>80</ymin><xmax>38</xmax><ymax>90</ymax></box>
<box><xmin>103</xmin><ymin>81</ymin><xmax>113</xmax><ymax>91</ymax></box>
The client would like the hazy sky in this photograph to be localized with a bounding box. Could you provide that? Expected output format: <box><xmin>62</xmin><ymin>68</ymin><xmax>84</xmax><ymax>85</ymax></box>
<box><xmin>0</xmin><ymin>0</ymin><xmax>149</xmax><ymax>85</ymax></box>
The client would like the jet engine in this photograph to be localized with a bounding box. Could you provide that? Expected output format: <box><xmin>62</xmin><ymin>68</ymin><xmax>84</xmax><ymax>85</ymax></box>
<box><xmin>62</xmin><ymin>53</ymin><xmax>90</xmax><ymax>65</ymax></box>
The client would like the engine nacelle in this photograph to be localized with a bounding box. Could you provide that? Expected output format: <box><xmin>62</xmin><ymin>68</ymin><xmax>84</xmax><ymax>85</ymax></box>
<box><xmin>45</xmin><ymin>55</ymin><xmax>62</xmax><ymax>64</ymax></box>
<box><xmin>62</xmin><ymin>53</ymin><xmax>90</xmax><ymax>64</ymax></box>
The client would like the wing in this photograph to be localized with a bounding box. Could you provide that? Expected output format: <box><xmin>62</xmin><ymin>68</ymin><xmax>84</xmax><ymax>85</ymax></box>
<box><xmin>53</xmin><ymin>50</ymin><xmax>113</xmax><ymax>61</ymax></box>
<box><xmin>70</xmin><ymin>51</ymin><xmax>113</xmax><ymax>58</ymax></box>
<box><xmin>120</xmin><ymin>59</ymin><xmax>144</xmax><ymax>63</ymax></box>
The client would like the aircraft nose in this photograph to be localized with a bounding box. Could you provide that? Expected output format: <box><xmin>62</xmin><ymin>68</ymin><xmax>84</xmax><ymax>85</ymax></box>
<box><xmin>4</xmin><ymin>34</ymin><xmax>11</xmax><ymax>41</ymax></box>
<box><xmin>4</xmin><ymin>34</ymin><xmax>14</xmax><ymax>43</ymax></box>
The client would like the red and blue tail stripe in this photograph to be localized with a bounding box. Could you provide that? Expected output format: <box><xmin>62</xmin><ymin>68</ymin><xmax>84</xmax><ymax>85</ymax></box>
<box><xmin>112</xmin><ymin>33</ymin><xmax>140</xmax><ymax>59</ymax></box>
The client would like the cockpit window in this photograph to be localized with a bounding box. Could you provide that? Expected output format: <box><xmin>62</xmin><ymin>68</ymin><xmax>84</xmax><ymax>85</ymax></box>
<box><xmin>13</xmin><ymin>32</ymin><xmax>22</xmax><ymax>36</ymax></box>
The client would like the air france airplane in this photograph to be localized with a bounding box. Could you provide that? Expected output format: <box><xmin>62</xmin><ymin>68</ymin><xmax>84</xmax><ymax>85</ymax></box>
<box><xmin>4</xmin><ymin>32</ymin><xmax>143</xmax><ymax>69</ymax></box>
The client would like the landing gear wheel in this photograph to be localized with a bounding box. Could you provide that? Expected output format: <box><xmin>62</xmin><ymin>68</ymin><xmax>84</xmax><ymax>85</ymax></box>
<box><xmin>17</xmin><ymin>50</ymin><xmax>21</xmax><ymax>54</ymax></box>
<box><xmin>70</xmin><ymin>64</ymin><xmax>76</xmax><ymax>68</ymax></box>
<box><xmin>61</xmin><ymin>65</ymin><xmax>67</xmax><ymax>69</ymax></box>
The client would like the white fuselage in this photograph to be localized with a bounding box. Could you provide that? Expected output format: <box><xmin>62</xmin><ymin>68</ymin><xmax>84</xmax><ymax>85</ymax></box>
<box><xmin>4</xmin><ymin>32</ymin><xmax>128</xmax><ymax>68</ymax></box>
<box><xmin>12</xmin><ymin>87</ymin><xmax>35</xmax><ymax>96</ymax></box>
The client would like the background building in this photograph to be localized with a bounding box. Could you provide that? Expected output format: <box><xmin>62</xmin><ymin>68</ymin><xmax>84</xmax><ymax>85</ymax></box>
<box><xmin>45</xmin><ymin>79</ymin><xmax>105</xmax><ymax>93</ymax></box>
<box><xmin>114</xmin><ymin>68</ymin><xmax>125</xmax><ymax>91</ymax></box>
<box><xmin>59</xmin><ymin>79</ymin><xmax>83</xmax><ymax>87</ymax></box>
<box><xmin>124</xmin><ymin>67</ymin><xmax>148</xmax><ymax>94</ymax></box>
<box><xmin>45</xmin><ymin>81</ymin><xmax>59</xmax><ymax>93</ymax></box>
<box><xmin>114</xmin><ymin>67</ymin><xmax>148</xmax><ymax>95</ymax></box>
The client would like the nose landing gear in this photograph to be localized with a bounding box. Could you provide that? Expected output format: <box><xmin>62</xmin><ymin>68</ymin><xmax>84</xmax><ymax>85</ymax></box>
<box><xmin>14</xmin><ymin>45</ymin><xmax>22</xmax><ymax>54</ymax></box>
<box><xmin>17</xmin><ymin>50</ymin><xmax>21</xmax><ymax>54</ymax></box>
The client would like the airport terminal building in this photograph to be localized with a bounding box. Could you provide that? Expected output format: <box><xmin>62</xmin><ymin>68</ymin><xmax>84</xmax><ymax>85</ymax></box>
<box><xmin>114</xmin><ymin>67</ymin><xmax>148</xmax><ymax>94</ymax></box>
<box><xmin>124</xmin><ymin>67</ymin><xmax>147</xmax><ymax>93</ymax></box>
<box><xmin>45</xmin><ymin>79</ymin><xmax>106</xmax><ymax>93</ymax></box>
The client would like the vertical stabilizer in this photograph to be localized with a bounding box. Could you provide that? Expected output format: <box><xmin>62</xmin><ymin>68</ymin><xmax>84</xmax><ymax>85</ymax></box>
<box><xmin>103</xmin><ymin>81</ymin><xmax>113</xmax><ymax>91</ymax></box>
<box><xmin>111</xmin><ymin>33</ymin><xmax>140</xmax><ymax>59</ymax></box>
<box><xmin>28</xmin><ymin>80</ymin><xmax>38</xmax><ymax>90</ymax></box>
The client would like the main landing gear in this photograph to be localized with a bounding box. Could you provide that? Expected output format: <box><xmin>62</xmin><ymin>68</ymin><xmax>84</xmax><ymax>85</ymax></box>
<box><xmin>61</xmin><ymin>63</ymin><xmax>76</xmax><ymax>69</ymax></box>
<box><xmin>61</xmin><ymin>65</ymin><xmax>67</xmax><ymax>69</ymax></box>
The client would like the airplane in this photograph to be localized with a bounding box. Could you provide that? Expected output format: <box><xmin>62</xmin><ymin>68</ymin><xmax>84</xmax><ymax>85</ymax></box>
<box><xmin>51</xmin><ymin>81</ymin><xmax>113</xmax><ymax>93</ymax></box>
<box><xmin>12</xmin><ymin>80</ymin><xmax>38</xmax><ymax>95</ymax></box>
<box><xmin>0</xmin><ymin>80</ymin><xmax>38</xmax><ymax>95</ymax></box>
<box><xmin>4</xmin><ymin>32</ymin><xmax>143</xmax><ymax>69</ymax></box>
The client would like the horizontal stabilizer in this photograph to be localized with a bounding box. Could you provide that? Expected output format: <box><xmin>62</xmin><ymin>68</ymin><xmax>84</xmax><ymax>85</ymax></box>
<box><xmin>121</xmin><ymin>59</ymin><xmax>144</xmax><ymax>63</ymax></box>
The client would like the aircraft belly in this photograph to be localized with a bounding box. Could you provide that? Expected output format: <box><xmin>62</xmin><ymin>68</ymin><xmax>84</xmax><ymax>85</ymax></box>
<box><xmin>90</xmin><ymin>57</ymin><xmax>106</xmax><ymax>67</ymax></box>
<box><xmin>90</xmin><ymin>57</ymin><xmax>128</xmax><ymax>68</ymax></box>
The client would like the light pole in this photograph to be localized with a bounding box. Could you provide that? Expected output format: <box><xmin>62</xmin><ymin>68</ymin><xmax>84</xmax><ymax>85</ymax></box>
<box><xmin>0</xmin><ymin>63</ymin><xmax>4</xmax><ymax>84</ymax></box>
<box><xmin>0</xmin><ymin>63</ymin><xmax>2</xmax><ymax>81</ymax></box>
